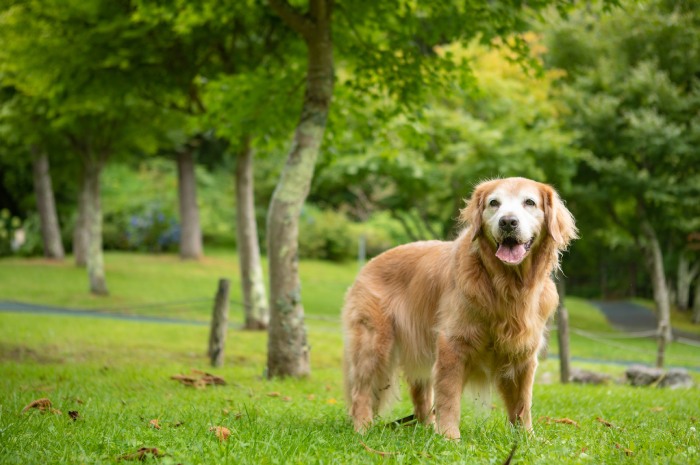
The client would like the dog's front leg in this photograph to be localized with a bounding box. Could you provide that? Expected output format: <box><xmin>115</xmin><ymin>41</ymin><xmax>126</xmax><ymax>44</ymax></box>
<box><xmin>433</xmin><ymin>333</ymin><xmax>468</xmax><ymax>440</ymax></box>
<box><xmin>497</xmin><ymin>357</ymin><xmax>537</xmax><ymax>430</ymax></box>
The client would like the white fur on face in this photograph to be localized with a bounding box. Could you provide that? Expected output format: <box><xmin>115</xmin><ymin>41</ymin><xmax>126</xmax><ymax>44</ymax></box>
<box><xmin>482</xmin><ymin>185</ymin><xmax>545</xmax><ymax>264</ymax></box>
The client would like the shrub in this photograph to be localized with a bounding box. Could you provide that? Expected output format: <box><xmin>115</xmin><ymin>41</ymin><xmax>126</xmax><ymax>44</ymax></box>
<box><xmin>298</xmin><ymin>206</ymin><xmax>355</xmax><ymax>262</ymax></box>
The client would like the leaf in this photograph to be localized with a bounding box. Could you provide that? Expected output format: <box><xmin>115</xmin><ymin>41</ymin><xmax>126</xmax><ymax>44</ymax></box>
<box><xmin>68</xmin><ymin>410</ymin><xmax>80</xmax><ymax>421</ymax></box>
<box><xmin>149</xmin><ymin>419</ymin><xmax>161</xmax><ymax>430</ymax></box>
<box><xmin>327</xmin><ymin>398</ymin><xmax>338</xmax><ymax>405</ymax></box>
<box><xmin>649</xmin><ymin>406</ymin><xmax>665</xmax><ymax>412</ymax></box>
<box><xmin>282</xmin><ymin>396</ymin><xmax>292</xmax><ymax>402</ymax></box>
<box><xmin>538</xmin><ymin>416</ymin><xmax>580</xmax><ymax>428</ymax></box>
<box><xmin>615</xmin><ymin>443</ymin><xmax>634</xmax><ymax>456</ymax></box>
<box><xmin>170</xmin><ymin>370</ymin><xmax>227</xmax><ymax>388</ymax></box>
<box><xmin>210</xmin><ymin>426</ymin><xmax>231</xmax><ymax>442</ymax></box>
<box><xmin>596</xmin><ymin>417</ymin><xmax>615</xmax><ymax>428</ymax></box>
<box><xmin>117</xmin><ymin>447</ymin><xmax>164</xmax><ymax>461</ymax></box>
<box><xmin>306</xmin><ymin>394</ymin><xmax>316</xmax><ymax>401</ymax></box>
<box><xmin>266</xmin><ymin>392</ymin><xmax>281</xmax><ymax>397</ymax></box>
<box><xmin>21</xmin><ymin>398</ymin><xmax>61</xmax><ymax>414</ymax></box>
<box><xmin>22</xmin><ymin>398</ymin><xmax>52</xmax><ymax>413</ymax></box>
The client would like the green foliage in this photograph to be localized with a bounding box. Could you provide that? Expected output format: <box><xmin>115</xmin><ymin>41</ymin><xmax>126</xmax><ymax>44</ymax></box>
<box><xmin>545</xmin><ymin>0</ymin><xmax>700</xmax><ymax>295</ymax></box>
<box><xmin>318</xmin><ymin>38</ymin><xmax>580</xmax><ymax>240</ymax></box>
<box><xmin>100</xmin><ymin>158</ymin><xmax>236</xmax><ymax>250</ymax></box>
<box><xmin>298</xmin><ymin>206</ymin><xmax>355</xmax><ymax>262</ymax></box>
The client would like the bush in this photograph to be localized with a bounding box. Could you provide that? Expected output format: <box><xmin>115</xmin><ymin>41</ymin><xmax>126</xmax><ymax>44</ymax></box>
<box><xmin>103</xmin><ymin>204</ymin><xmax>179</xmax><ymax>253</ymax></box>
<box><xmin>0</xmin><ymin>209</ymin><xmax>23</xmax><ymax>256</ymax></box>
<box><xmin>298</xmin><ymin>206</ymin><xmax>355</xmax><ymax>262</ymax></box>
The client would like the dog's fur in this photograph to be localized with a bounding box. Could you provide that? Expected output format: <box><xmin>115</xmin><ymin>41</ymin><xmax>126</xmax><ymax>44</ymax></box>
<box><xmin>342</xmin><ymin>177</ymin><xmax>577</xmax><ymax>439</ymax></box>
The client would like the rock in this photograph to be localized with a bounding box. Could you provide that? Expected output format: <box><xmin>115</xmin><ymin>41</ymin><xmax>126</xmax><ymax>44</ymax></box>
<box><xmin>625</xmin><ymin>365</ymin><xmax>694</xmax><ymax>389</ymax></box>
<box><xmin>626</xmin><ymin>365</ymin><xmax>664</xmax><ymax>386</ymax></box>
<box><xmin>570</xmin><ymin>369</ymin><xmax>611</xmax><ymax>385</ymax></box>
<box><xmin>660</xmin><ymin>369</ymin><xmax>694</xmax><ymax>389</ymax></box>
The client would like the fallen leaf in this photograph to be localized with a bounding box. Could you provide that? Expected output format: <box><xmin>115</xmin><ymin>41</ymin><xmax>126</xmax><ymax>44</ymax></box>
<box><xmin>22</xmin><ymin>398</ymin><xmax>52</xmax><ymax>413</ymax></box>
<box><xmin>172</xmin><ymin>421</ymin><xmax>184</xmax><ymax>427</ymax></box>
<box><xmin>327</xmin><ymin>398</ymin><xmax>338</xmax><ymax>405</ymax></box>
<box><xmin>149</xmin><ymin>419</ymin><xmax>161</xmax><ymax>430</ymax></box>
<box><xmin>615</xmin><ymin>443</ymin><xmax>634</xmax><ymax>456</ymax></box>
<box><xmin>282</xmin><ymin>396</ymin><xmax>292</xmax><ymax>402</ymax></box>
<box><xmin>210</xmin><ymin>426</ymin><xmax>231</xmax><ymax>442</ymax></box>
<box><xmin>538</xmin><ymin>416</ymin><xmax>579</xmax><ymax>428</ymax></box>
<box><xmin>170</xmin><ymin>370</ymin><xmax>227</xmax><ymax>388</ymax></box>
<box><xmin>360</xmin><ymin>440</ymin><xmax>396</xmax><ymax>457</ymax></box>
<box><xmin>306</xmin><ymin>394</ymin><xmax>316</xmax><ymax>401</ymax></box>
<box><xmin>117</xmin><ymin>447</ymin><xmax>164</xmax><ymax>461</ymax></box>
<box><xmin>649</xmin><ymin>406</ymin><xmax>665</xmax><ymax>412</ymax></box>
<box><xmin>691</xmin><ymin>416</ymin><xmax>698</xmax><ymax>423</ymax></box>
<box><xmin>596</xmin><ymin>417</ymin><xmax>614</xmax><ymax>428</ymax></box>
<box><xmin>21</xmin><ymin>398</ymin><xmax>61</xmax><ymax>414</ymax></box>
<box><xmin>68</xmin><ymin>410</ymin><xmax>80</xmax><ymax>421</ymax></box>
<box><xmin>267</xmin><ymin>392</ymin><xmax>281</xmax><ymax>397</ymax></box>
<box><xmin>325</xmin><ymin>385</ymin><xmax>332</xmax><ymax>392</ymax></box>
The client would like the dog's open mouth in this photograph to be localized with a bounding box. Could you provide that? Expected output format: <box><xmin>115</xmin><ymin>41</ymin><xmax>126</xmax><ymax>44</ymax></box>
<box><xmin>495</xmin><ymin>237</ymin><xmax>534</xmax><ymax>265</ymax></box>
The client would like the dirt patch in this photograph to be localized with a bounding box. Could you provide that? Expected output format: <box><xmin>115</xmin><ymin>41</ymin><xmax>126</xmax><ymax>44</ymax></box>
<box><xmin>0</xmin><ymin>343</ymin><xmax>64</xmax><ymax>364</ymax></box>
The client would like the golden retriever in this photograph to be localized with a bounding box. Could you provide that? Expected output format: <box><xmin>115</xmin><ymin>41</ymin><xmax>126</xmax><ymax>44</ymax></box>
<box><xmin>342</xmin><ymin>177</ymin><xmax>577</xmax><ymax>439</ymax></box>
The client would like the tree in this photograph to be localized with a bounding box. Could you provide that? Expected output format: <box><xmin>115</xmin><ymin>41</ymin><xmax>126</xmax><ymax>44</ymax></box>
<box><xmin>313</xmin><ymin>37</ymin><xmax>579</xmax><ymax>241</ymax></box>
<box><xmin>264</xmin><ymin>0</ymin><xmax>588</xmax><ymax>377</ymax></box>
<box><xmin>546</xmin><ymin>1</ymin><xmax>700</xmax><ymax>346</ymax></box>
<box><xmin>0</xmin><ymin>0</ymin><xmax>170</xmax><ymax>294</ymax></box>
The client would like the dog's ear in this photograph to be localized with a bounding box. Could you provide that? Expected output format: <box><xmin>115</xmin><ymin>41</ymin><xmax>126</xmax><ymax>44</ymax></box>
<box><xmin>542</xmin><ymin>184</ymin><xmax>578</xmax><ymax>249</ymax></box>
<box><xmin>460</xmin><ymin>182</ymin><xmax>488</xmax><ymax>242</ymax></box>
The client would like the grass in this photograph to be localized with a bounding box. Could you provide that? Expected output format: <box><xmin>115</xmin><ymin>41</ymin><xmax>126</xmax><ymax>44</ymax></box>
<box><xmin>1</xmin><ymin>251</ymin><xmax>700</xmax><ymax>463</ymax></box>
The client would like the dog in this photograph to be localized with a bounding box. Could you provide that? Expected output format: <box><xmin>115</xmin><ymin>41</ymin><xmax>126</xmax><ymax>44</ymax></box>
<box><xmin>342</xmin><ymin>177</ymin><xmax>577</xmax><ymax>439</ymax></box>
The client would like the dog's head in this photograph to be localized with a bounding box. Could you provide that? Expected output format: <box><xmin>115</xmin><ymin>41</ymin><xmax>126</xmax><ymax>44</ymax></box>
<box><xmin>461</xmin><ymin>177</ymin><xmax>577</xmax><ymax>266</ymax></box>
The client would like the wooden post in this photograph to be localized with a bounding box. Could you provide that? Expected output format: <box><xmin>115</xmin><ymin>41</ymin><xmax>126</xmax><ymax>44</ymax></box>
<box><xmin>556</xmin><ymin>273</ymin><xmax>571</xmax><ymax>384</ymax></box>
<box><xmin>208</xmin><ymin>278</ymin><xmax>231</xmax><ymax>367</ymax></box>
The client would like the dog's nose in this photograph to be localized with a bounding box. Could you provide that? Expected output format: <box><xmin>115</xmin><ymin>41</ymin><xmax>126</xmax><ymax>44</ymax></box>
<box><xmin>499</xmin><ymin>216</ymin><xmax>519</xmax><ymax>232</ymax></box>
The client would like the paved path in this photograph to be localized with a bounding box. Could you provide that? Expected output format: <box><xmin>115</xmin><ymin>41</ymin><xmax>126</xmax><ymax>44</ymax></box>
<box><xmin>592</xmin><ymin>300</ymin><xmax>700</xmax><ymax>342</ymax></box>
<box><xmin>0</xmin><ymin>300</ymin><xmax>209</xmax><ymax>326</ymax></box>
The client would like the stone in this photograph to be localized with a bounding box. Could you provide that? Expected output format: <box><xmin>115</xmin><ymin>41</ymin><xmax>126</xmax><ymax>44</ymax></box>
<box><xmin>625</xmin><ymin>365</ymin><xmax>694</xmax><ymax>389</ymax></box>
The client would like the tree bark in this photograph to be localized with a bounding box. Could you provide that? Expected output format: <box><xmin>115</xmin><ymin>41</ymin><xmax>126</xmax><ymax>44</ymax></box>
<box><xmin>266</xmin><ymin>0</ymin><xmax>334</xmax><ymax>378</ymax></box>
<box><xmin>73</xmin><ymin>177</ymin><xmax>89</xmax><ymax>267</ymax></box>
<box><xmin>640</xmin><ymin>218</ymin><xmax>672</xmax><ymax>343</ymax></box>
<box><xmin>676</xmin><ymin>254</ymin><xmax>699</xmax><ymax>311</ymax></box>
<box><xmin>83</xmin><ymin>157</ymin><xmax>108</xmax><ymax>295</ymax></box>
<box><xmin>235</xmin><ymin>138</ymin><xmax>269</xmax><ymax>330</ymax></box>
<box><xmin>692</xmin><ymin>277</ymin><xmax>700</xmax><ymax>324</ymax></box>
<box><xmin>31</xmin><ymin>149</ymin><xmax>65</xmax><ymax>260</ymax></box>
<box><xmin>177</xmin><ymin>148</ymin><xmax>203</xmax><ymax>260</ymax></box>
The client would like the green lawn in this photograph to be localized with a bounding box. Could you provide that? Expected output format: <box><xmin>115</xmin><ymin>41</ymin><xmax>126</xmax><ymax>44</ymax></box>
<box><xmin>1</xmin><ymin>251</ymin><xmax>700</xmax><ymax>464</ymax></box>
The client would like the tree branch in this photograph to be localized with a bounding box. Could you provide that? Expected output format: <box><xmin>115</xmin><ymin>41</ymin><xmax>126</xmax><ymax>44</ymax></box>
<box><xmin>268</xmin><ymin>0</ymin><xmax>314</xmax><ymax>40</ymax></box>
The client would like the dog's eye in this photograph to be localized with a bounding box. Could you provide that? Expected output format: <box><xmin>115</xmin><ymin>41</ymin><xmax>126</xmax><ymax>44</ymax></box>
<box><xmin>524</xmin><ymin>198</ymin><xmax>536</xmax><ymax>207</ymax></box>
<box><xmin>489</xmin><ymin>199</ymin><xmax>500</xmax><ymax>208</ymax></box>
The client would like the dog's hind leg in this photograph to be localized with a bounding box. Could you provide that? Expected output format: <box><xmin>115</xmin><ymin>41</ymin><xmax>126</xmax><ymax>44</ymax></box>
<box><xmin>409</xmin><ymin>379</ymin><xmax>434</xmax><ymax>425</ymax></box>
<box><xmin>344</xmin><ymin>299</ymin><xmax>396</xmax><ymax>433</ymax></box>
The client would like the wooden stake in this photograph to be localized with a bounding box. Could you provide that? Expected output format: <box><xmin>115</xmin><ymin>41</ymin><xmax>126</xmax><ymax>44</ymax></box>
<box><xmin>208</xmin><ymin>278</ymin><xmax>230</xmax><ymax>367</ymax></box>
<box><xmin>556</xmin><ymin>273</ymin><xmax>571</xmax><ymax>384</ymax></box>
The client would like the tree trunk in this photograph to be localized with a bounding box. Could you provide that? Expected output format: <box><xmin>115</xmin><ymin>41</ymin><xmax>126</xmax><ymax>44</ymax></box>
<box><xmin>235</xmin><ymin>138</ymin><xmax>269</xmax><ymax>330</ymax></box>
<box><xmin>266</xmin><ymin>0</ymin><xmax>334</xmax><ymax>378</ymax></box>
<box><xmin>83</xmin><ymin>157</ymin><xmax>108</xmax><ymax>295</ymax></box>
<box><xmin>177</xmin><ymin>148</ymin><xmax>203</xmax><ymax>260</ymax></box>
<box><xmin>640</xmin><ymin>219</ymin><xmax>672</xmax><ymax>343</ymax></box>
<box><xmin>31</xmin><ymin>149</ymin><xmax>65</xmax><ymax>260</ymax></box>
<box><xmin>73</xmin><ymin>176</ymin><xmax>89</xmax><ymax>267</ymax></box>
<box><xmin>692</xmin><ymin>278</ymin><xmax>700</xmax><ymax>324</ymax></box>
<box><xmin>676</xmin><ymin>254</ymin><xmax>699</xmax><ymax>311</ymax></box>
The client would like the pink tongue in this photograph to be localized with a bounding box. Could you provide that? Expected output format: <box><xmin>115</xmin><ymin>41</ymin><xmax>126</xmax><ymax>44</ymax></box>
<box><xmin>496</xmin><ymin>243</ymin><xmax>527</xmax><ymax>264</ymax></box>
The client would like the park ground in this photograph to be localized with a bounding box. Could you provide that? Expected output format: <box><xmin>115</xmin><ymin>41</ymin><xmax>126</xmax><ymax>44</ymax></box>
<box><xmin>1</xmin><ymin>250</ymin><xmax>699</xmax><ymax>464</ymax></box>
